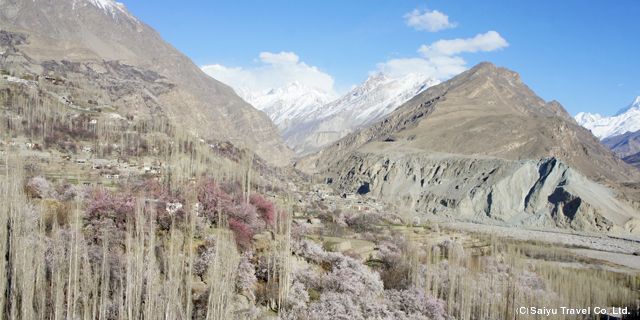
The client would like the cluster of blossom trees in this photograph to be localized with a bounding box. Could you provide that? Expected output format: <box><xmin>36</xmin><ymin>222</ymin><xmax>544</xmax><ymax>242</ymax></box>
<box><xmin>81</xmin><ymin>177</ymin><xmax>276</xmax><ymax>251</ymax></box>
<box><xmin>27</xmin><ymin>176</ymin><xmax>79</xmax><ymax>201</ymax></box>
<box><xmin>285</xmin><ymin>238</ymin><xmax>448</xmax><ymax>319</ymax></box>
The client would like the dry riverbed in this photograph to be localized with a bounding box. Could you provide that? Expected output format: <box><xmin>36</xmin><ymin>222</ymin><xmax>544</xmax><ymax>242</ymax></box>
<box><xmin>446</xmin><ymin>221</ymin><xmax>640</xmax><ymax>272</ymax></box>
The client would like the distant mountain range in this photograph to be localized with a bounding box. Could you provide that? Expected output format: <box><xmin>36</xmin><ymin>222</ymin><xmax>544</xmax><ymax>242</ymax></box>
<box><xmin>574</xmin><ymin>97</ymin><xmax>640</xmax><ymax>168</ymax></box>
<box><xmin>235</xmin><ymin>82</ymin><xmax>334</xmax><ymax>130</ymax></box>
<box><xmin>575</xmin><ymin>96</ymin><xmax>640</xmax><ymax>140</ymax></box>
<box><xmin>236</xmin><ymin>73</ymin><xmax>440</xmax><ymax>155</ymax></box>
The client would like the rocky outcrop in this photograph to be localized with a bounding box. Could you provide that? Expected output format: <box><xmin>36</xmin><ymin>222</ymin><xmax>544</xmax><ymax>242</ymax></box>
<box><xmin>325</xmin><ymin>152</ymin><xmax>639</xmax><ymax>232</ymax></box>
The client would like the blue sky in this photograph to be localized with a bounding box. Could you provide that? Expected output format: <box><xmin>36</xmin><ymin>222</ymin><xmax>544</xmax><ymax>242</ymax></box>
<box><xmin>121</xmin><ymin>0</ymin><xmax>639</xmax><ymax>117</ymax></box>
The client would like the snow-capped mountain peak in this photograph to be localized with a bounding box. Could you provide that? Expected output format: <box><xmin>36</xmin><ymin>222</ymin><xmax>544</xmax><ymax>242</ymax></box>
<box><xmin>233</xmin><ymin>72</ymin><xmax>440</xmax><ymax>155</ymax></box>
<box><xmin>574</xmin><ymin>96</ymin><xmax>640</xmax><ymax>139</ymax></box>
<box><xmin>574</xmin><ymin>112</ymin><xmax>602</xmax><ymax>126</ymax></box>
<box><xmin>614</xmin><ymin>96</ymin><xmax>640</xmax><ymax>116</ymax></box>
<box><xmin>75</xmin><ymin>0</ymin><xmax>137</xmax><ymax>21</ymax></box>
<box><xmin>234</xmin><ymin>82</ymin><xmax>334</xmax><ymax>127</ymax></box>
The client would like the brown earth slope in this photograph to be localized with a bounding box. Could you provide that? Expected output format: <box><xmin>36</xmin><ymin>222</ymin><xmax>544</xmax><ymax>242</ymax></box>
<box><xmin>0</xmin><ymin>0</ymin><xmax>294</xmax><ymax>165</ymax></box>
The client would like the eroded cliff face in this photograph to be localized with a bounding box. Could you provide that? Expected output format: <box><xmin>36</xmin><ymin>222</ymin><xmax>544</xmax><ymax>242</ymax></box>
<box><xmin>325</xmin><ymin>152</ymin><xmax>640</xmax><ymax>233</ymax></box>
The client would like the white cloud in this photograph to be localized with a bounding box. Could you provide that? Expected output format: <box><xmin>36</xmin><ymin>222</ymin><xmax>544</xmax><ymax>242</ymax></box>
<box><xmin>201</xmin><ymin>64</ymin><xmax>255</xmax><ymax>87</ymax></box>
<box><xmin>418</xmin><ymin>31</ymin><xmax>509</xmax><ymax>57</ymax></box>
<box><xmin>201</xmin><ymin>51</ymin><xmax>336</xmax><ymax>94</ymax></box>
<box><xmin>259</xmin><ymin>51</ymin><xmax>299</xmax><ymax>65</ymax></box>
<box><xmin>374</xmin><ymin>56</ymin><xmax>467</xmax><ymax>80</ymax></box>
<box><xmin>404</xmin><ymin>9</ymin><xmax>457</xmax><ymax>32</ymax></box>
<box><xmin>373</xmin><ymin>31</ymin><xmax>508</xmax><ymax>80</ymax></box>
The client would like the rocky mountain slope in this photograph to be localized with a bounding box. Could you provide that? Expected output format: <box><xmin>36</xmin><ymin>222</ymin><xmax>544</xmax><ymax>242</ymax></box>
<box><xmin>297</xmin><ymin>62</ymin><xmax>640</xmax><ymax>234</ymax></box>
<box><xmin>622</xmin><ymin>151</ymin><xmax>640</xmax><ymax>170</ymax></box>
<box><xmin>575</xmin><ymin>96</ymin><xmax>640</xmax><ymax>140</ymax></box>
<box><xmin>238</xmin><ymin>73</ymin><xmax>439</xmax><ymax>155</ymax></box>
<box><xmin>0</xmin><ymin>0</ymin><xmax>294</xmax><ymax>165</ymax></box>
<box><xmin>601</xmin><ymin>129</ymin><xmax>640</xmax><ymax>170</ymax></box>
<box><xmin>601</xmin><ymin>129</ymin><xmax>640</xmax><ymax>159</ymax></box>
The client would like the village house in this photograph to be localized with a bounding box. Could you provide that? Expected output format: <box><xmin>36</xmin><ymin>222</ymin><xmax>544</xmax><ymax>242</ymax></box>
<box><xmin>91</xmin><ymin>159</ymin><xmax>111</xmax><ymax>169</ymax></box>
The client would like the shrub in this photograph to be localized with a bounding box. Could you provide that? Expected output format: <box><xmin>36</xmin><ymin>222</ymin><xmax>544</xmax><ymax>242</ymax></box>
<box><xmin>377</xmin><ymin>241</ymin><xmax>403</xmax><ymax>269</ymax></box>
<box><xmin>291</xmin><ymin>223</ymin><xmax>311</xmax><ymax>241</ymax></box>
<box><xmin>323</xmin><ymin>268</ymin><xmax>365</xmax><ymax>295</ymax></box>
<box><xmin>348</xmin><ymin>214</ymin><xmax>381</xmax><ymax>233</ymax></box>
<box><xmin>383</xmin><ymin>289</ymin><xmax>447</xmax><ymax>320</ymax></box>
<box><xmin>52</xmin><ymin>180</ymin><xmax>77</xmax><ymax>201</ymax></box>
<box><xmin>233</xmin><ymin>201</ymin><xmax>264</xmax><ymax>229</ymax></box>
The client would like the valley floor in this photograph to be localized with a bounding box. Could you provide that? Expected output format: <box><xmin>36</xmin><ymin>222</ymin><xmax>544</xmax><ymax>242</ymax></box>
<box><xmin>447</xmin><ymin>221</ymin><xmax>640</xmax><ymax>273</ymax></box>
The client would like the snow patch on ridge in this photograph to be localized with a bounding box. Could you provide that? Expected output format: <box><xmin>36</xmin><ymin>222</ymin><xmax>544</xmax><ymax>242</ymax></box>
<box><xmin>77</xmin><ymin>0</ymin><xmax>137</xmax><ymax>22</ymax></box>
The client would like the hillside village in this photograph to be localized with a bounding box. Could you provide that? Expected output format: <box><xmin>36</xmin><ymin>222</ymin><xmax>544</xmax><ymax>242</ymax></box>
<box><xmin>1</xmin><ymin>72</ymin><xmax>389</xmax><ymax>222</ymax></box>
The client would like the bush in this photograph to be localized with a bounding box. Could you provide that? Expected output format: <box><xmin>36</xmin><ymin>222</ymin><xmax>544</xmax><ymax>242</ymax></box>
<box><xmin>52</xmin><ymin>180</ymin><xmax>77</xmax><ymax>201</ymax></box>
<box><xmin>348</xmin><ymin>214</ymin><xmax>380</xmax><ymax>233</ymax></box>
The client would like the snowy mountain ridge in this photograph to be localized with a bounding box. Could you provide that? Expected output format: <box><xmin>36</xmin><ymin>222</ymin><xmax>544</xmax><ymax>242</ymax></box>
<box><xmin>235</xmin><ymin>82</ymin><xmax>334</xmax><ymax>127</ymax></box>
<box><xmin>575</xmin><ymin>96</ymin><xmax>640</xmax><ymax>140</ymax></box>
<box><xmin>327</xmin><ymin>72</ymin><xmax>438</xmax><ymax>125</ymax></box>
<box><xmin>236</xmin><ymin>72</ymin><xmax>440</xmax><ymax>155</ymax></box>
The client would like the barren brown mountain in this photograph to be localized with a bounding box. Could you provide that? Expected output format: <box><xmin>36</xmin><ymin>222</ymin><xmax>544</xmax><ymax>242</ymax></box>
<box><xmin>297</xmin><ymin>62</ymin><xmax>640</xmax><ymax>233</ymax></box>
<box><xmin>0</xmin><ymin>0</ymin><xmax>294</xmax><ymax>164</ymax></box>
